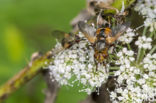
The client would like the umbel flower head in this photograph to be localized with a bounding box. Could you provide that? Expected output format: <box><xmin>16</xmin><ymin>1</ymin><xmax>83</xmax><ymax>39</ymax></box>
<box><xmin>48</xmin><ymin>0</ymin><xmax>156</xmax><ymax>102</ymax></box>
<box><xmin>110</xmin><ymin>48</ymin><xmax>156</xmax><ymax>103</ymax></box>
<box><xmin>49</xmin><ymin>32</ymin><xmax>109</xmax><ymax>94</ymax></box>
<box><xmin>135</xmin><ymin>0</ymin><xmax>156</xmax><ymax>32</ymax></box>
<box><xmin>110</xmin><ymin>13</ymin><xmax>156</xmax><ymax>103</ymax></box>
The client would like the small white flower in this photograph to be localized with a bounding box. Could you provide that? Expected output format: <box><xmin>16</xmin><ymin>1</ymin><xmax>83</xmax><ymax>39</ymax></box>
<box><xmin>135</xmin><ymin>36</ymin><xmax>152</xmax><ymax>49</ymax></box>
<box><xmin>143</xmin><ymin>74</ymin><xmax>149</xmax><ymax>79</ymax></box>
<box><xmin>110</xmin><ymin>92</ymin><xmax>117</xmax><ymax>100</ymax></box>
<box><xmin>49</xmin><ymin>33</ymin><xmax>109</xmax><ymax>94</ymax></box>
<box><xmin>138</xmin><ymin>79</ymin><xmax>145</xmax><ymax>85</ymax></box>
<box><xmin>135</xmin><ymin>0</ymin><xmax>156</xmax><ymax>32</ymax></box>
<box><xmin>85</xmin><ymin>88</ymin><xmax>92</xmax><ymax>94</ymax></box>
<box><xmin>110</xmin><ymin>47</ymin><xmax>156</xmax><ymax>102</ymax></box>
<box><xmin>118</xmin><ymin>28</ymin><xmax>136</xmax><ymax>43</ymax></box>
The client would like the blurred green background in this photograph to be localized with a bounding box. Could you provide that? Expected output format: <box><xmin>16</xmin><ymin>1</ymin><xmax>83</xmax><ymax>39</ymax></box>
<box><xmin>0</xmin><ymin>0</ymin><xmax>87</xmax><ymax>103</ymax></box>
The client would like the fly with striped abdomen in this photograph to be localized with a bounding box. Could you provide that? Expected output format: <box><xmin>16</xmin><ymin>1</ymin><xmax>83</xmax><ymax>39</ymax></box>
<box><xmin>78</xmin><ymin>20</ymin><xmax>130</xmax><ymax>70</ymax></box>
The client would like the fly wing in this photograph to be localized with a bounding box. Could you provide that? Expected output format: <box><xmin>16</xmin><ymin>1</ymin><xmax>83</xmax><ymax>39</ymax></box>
<box><xmin>112</xmin><ymin>22</ymin><xmax>130</xmax><ymax>41</ymax></box>
<box><xmin>105</xmin><ymin>22</ymin><xmax>130</xmax><ymax>44</ymax></box>
<box><xmin>78</xmin><ymin>21</ymin><xmax>96</xmax><ymax>43</ymax></box>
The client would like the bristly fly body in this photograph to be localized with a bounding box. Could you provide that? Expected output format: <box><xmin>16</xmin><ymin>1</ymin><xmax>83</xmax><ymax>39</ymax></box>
<box><xmin>78</xmin><ymin>20</ymin><xmax>130</xmax><ymax>69</ymax></box>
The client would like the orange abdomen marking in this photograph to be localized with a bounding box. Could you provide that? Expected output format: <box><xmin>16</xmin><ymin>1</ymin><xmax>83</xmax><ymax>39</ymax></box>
<box><xmin>96</xmin><ymin>28</ymin><xmax>103</xmax><ymax>35</ymax></box>
<box><xmin>94</xmin><ymin>48</ymin><xmax>108</xmax><ymax>63</ymax></box>
<box><xmin>104</xmin><ymin>27</ymin><xmax>112</xmax><ymax>36</ymax></box>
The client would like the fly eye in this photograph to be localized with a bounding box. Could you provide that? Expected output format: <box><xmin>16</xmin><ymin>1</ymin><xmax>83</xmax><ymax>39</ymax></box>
<box><xmin>105</xmin><ymin>23</ymin><xmax>110</xmax><ymax>28</ymax></box>
<box><xmin>89</xmin><ymin>1</ymin><xmax>96</xmax><ymax>7</ymax></box>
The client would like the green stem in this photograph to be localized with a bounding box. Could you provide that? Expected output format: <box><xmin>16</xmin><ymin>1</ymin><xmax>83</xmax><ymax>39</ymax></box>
<box><xmin>116</xmin><ymin>45</ymin><xmax>123</xmax><ymax>49</ymax></box>
<box><xmin>109</xmin><ymin>72</ymin><xmax>114</xmax><ymax>75</ymax></box>
<box><xmin>137</xmin><ymin>48</ymin><xmax>145</xmax><ymax>64</ymax></box>
<box><xmin>0</xmin><ymin>51</ymin><xmax>53</xmax><ymax>102</ymax></box>
<box><xmin>154</xmin><ymin>30</ymin><xmax>156</xmax><ymax>39</ymax></box>
<box><xmin>149</xmin><ymin>45</ymin><xmax>156</xmax><ymax>54</ymax></box>
<box><xmin>127</xmin><ymin>44</ymin><xmax>131</xmax><ymax>50</ymax></box>
<box><xmin>136</xmin><ymin>48</ymin><xmax>141</xmax><ymax>63</ymax></box>
<box><xmin>143</xmin><ymin>27</ymin><xmax>148</xmax><ymax>36</ymax></box>
<box><xmin>136</xmin><ymin>27</ymin><xmax>148</xmax><ymax>63</ymax></box>
<box><xmin>149</xmin><ymin>32</ymin><xmax>154</xmax><ymax>38</ymax></box>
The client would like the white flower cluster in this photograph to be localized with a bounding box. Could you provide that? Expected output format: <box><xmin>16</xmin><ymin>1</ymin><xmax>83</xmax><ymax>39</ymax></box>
<box><xmin>135</xmin><ymin>36</ymin><xmax>152</xmax><ymax>49</ymax></box>
<box><xmin>144</xmin><ymin>18</ymin><xmax>156</xmax><ymax>32</ymax></box>
<box><xmin>110</xmin><ymin>48</ymin><xmax>156</xmax><ymax>103</ymax></box>
<box><xmin>118</xmin><ymin>28</ymin><xmax>136</xmax><ymax>44</ymax></box>
<box><xmin>143</xmin><ymin>53</ymin><xmax>156</xmax><ymax>72</ymax></box>
<box><xmin>49</xmin><ymin>32</ymin><xmax>109</xmax><ymax>94</ymax></box>
<box><xmin>135</xmin><ymin>0</ymin><xmax>156</xmax><ymax>32</ymax></box>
